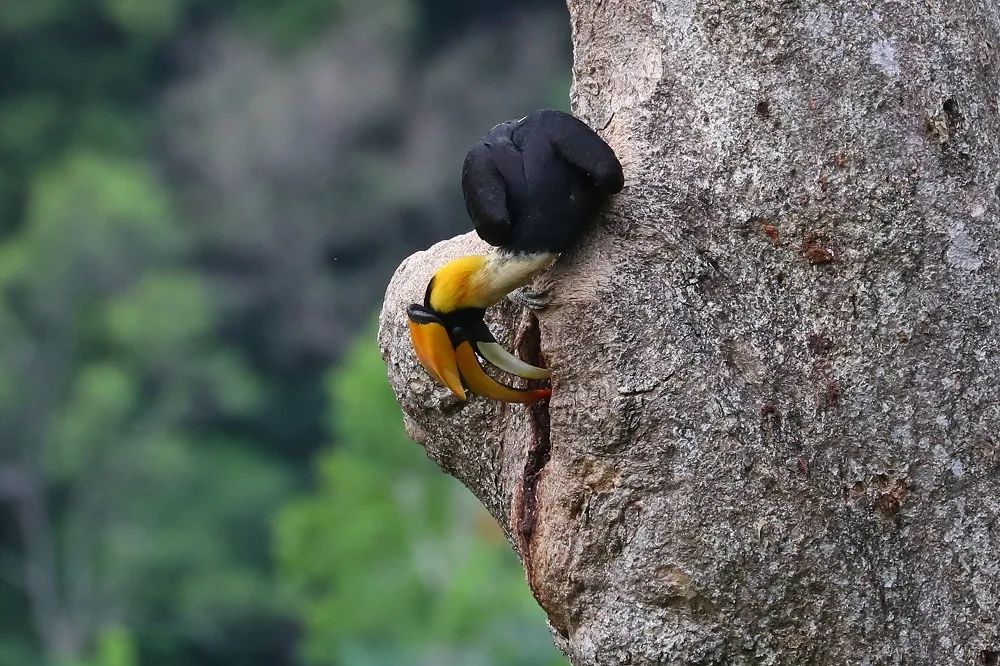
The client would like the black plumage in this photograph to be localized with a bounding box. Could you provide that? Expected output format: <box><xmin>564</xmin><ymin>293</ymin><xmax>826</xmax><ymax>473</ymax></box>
<box><xmin>461</xmin><ymin>109</ymin><xmax>624</xmax><ymax>254</ymax></box>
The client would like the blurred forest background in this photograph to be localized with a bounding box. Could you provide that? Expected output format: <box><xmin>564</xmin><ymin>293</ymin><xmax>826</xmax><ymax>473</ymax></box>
<box><xmin>0</xmin><ymin>0</ymin><xmax>571</xmax><ymax>664</ymax></box>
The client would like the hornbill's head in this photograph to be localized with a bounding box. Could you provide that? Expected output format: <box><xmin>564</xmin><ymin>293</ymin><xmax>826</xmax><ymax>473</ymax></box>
<box><xmin>406</xmin><ymin>109</ymin><xmax>623</xmax><ymax>403</ymax></box>
<box><xmin>406</xmin><ymin>253</ymin><xmax>555</xmax><ymax>403</ymax></box>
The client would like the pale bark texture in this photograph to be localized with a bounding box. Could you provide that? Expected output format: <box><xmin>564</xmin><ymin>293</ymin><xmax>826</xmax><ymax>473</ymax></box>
<box><xmin>379</xmin><ymin>1</ymin><xmax>1000</xmax><ymax>663</ymax></box>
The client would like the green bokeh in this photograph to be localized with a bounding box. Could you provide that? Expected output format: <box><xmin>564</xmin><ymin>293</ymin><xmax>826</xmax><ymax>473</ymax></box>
<box><xmin>0</xmin><ymin>0</ymin><xmax>570</xmax><ymax>664</ymax></box>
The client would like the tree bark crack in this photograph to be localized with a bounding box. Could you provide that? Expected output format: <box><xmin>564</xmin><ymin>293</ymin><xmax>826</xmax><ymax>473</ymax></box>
<box><xmin>513</xmin><ymin>314</ymin><xmax>552</xmax><ymax>568</ymax></box>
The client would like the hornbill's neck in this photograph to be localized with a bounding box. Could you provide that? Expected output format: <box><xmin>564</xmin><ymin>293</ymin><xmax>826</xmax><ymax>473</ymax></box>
<box><xmin>425</xmin><ymin>249</ymin><xmax>557</xmax><ymax>314</ymax></box>
<box><xmin>406</xmin><ymin>248</ymin><xmax>557</xmax><ymax>403</ymax></box>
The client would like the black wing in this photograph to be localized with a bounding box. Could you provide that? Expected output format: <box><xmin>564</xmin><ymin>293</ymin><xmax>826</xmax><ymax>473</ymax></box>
<box><xmin>533</xmin><ymin>110</ymin><xmax>624</xmax><ymax>194</ymax></box>
<box><xmin>461</xmin><ymin>142</ymin><xmax>511</xmax><ymax>247</ymax></box>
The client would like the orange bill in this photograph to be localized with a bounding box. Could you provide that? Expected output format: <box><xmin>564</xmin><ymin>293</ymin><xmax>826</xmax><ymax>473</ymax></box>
<box><xmin>454</xmin><ymin>340</ymin><xmax>550</xmax><ymax>403</ymax></box>
<box><xmin>407</xmin><ymin>314</ymin><xmax>466</xmax><ymax>400</ymax></box>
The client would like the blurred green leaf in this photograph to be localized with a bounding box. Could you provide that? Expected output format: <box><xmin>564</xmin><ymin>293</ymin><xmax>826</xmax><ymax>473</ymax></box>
<box><xmin>46</xmin><ymin>361</ymin><xmax>137</xmax><ymax>479</ymax></box>
<box><xmin>101</xmin><ymin>0</ymin><xmax>183</xmax><ymax>36</ymax></box>
<box><xmin>236</xmin><ymin>0</ymin><xmax>415</xmax><ymax>48</ymax></box>
<box><xmin>90</xmin><ymin>626</ymin><xmax>138</xmax><ymax>666</ymax></box>
<box><xmin>0</xmin><ymin>151</ymin><xmax>180</xmax><ymax>295</ymax></box>
<box><xmin>0</xmin><ymin>95</ymin><xmax>61</xmax><ymax>163</ymax></box>
<box><xmin>0</xmin><ymin>0</ymin><xmax>67</xmax><ymax>32</ymax></box>
<box><xmin>104</xmin><ymin>271</ymin><xmax>213</xmax><ymax>357</ymax></box>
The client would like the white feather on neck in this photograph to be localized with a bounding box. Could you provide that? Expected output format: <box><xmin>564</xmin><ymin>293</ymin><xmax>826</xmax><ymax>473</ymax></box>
<box><xmin>479</xmin><ymin>250</ymin><xmax>557</xmax><ymax>306</ymax></box>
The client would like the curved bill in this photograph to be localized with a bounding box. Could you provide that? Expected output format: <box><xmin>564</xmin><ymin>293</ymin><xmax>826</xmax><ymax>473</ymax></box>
<box><xmin>406</xmin><ymin>305</ymin><xmax>465</xmax><ymax>400</ymax></box>
<box><xmin>475</xmin><ymin>341</ymin><xmax>551</xmax><ymax>380</ymax></box>
<box><xmin>448</xmin><ymin>310</ymin><xmax>551</xmax><ymax>380</ymax></box>
<box><xmin>454</xmin><ymin>340</ymin><xmax>550</xmax><ymax>403</ymax></box>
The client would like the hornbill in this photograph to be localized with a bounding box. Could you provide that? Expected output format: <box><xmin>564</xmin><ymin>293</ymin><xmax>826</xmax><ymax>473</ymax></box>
<box><xmin>406</xmin><ymin>109</ymin><xmax>623</xmax><ymax>402</ymax></box>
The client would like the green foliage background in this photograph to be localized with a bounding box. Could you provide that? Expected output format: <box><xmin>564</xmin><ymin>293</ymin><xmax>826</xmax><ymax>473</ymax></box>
<box><xmin>0</xmin><ymin>0</ymin><xmax>570</xmax><ymax>664</ymax></box>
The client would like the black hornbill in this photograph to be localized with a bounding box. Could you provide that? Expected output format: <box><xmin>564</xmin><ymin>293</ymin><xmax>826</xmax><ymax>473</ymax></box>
<box><xmin>406</xmin><ymin>109</ymin><xmax>624</xmax><ymax>402</ymax></box>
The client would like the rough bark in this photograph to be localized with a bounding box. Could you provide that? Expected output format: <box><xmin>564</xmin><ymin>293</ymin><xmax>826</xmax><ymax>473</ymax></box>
<box><xmin>379</xmin><ymin>1</ymin><xmax>1000</xmax><ymax>663</ymax></box>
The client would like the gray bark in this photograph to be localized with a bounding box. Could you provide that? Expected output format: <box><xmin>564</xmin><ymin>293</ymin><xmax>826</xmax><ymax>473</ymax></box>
<box><xmin>379</xmin><ymin>1</ymin><xmax>1000</xmax><ymax>663</ymax></box>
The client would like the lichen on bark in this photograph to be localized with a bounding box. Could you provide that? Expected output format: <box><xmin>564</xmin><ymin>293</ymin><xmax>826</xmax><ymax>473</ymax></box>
<box><xmin>380</xmin><ymin>1</ymin><xmax>1000</xmax><ymax>663</ymax></box>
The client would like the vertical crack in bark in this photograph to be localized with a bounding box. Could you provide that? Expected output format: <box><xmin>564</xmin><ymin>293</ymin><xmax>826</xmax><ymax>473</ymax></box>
<box><xmin>521</xmin><ymin>397</ymin><xmax>551</xmax><ymax>554</ymax></box>
<box><xmin>511</xmin><ymin>313</ymin><xmax>574</xmax><ymax>640</ymax></box>
<box><xmin>513</xmin><ymin>314</ymin><xmax>552</xmax><ymax>569</ymax></box>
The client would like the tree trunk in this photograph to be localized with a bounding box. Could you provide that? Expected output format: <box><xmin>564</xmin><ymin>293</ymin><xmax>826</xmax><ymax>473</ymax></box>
<box><xmin>379</xmin><ymin>1</ymin><xmax>1000</xmax><ymax>663</ymax></box>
